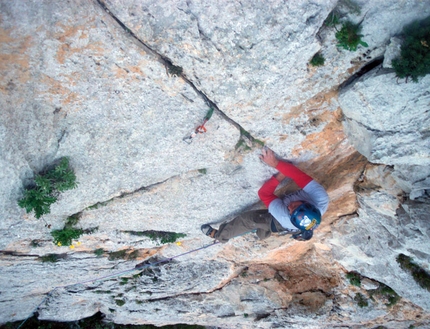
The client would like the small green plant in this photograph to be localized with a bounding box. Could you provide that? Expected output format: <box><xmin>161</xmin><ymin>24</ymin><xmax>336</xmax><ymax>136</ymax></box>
<box><xmin>168</xmin><ymin>64</ymin><xmax>183</xmax><ymax>77</ymax></box>
<box><xmin>198</xmin><ymin>168</ymin><xmax>207</xmax><ymax>174</ymax></box>
<box><xmin>18</xmin><ymin>157</ymin><xmax>78</xmax><ymax>218</ymax></box>
<box><xmin>392</xmin><ymin>15</ymin><xmax>430</xmax><ymax>82</ymax></box>
<box><xmin>336</xmin><ymin>21</ymin><xmax>368</xmax><ymax>51</ymax></box>
<box><xmin>40</xmin><ymin>254</ymin><xmax>60</xmax><ymax>263</ymax></box>
<box><xmin>235</xmin><ymin>127</ymin><xmax>264</xmax><ymax>151</ymax></box>
<box><xmin>235</xmin><ymin>138</ymin><xmax>251</xmax><ymax>151</ymax></box>
<box><xmin>86</xmin><ymin>201</ymin><xmax>109</xmax><ymax>210</ymax></box>
<box><xmin>65</xmin><ymin>214</ymin><xmax>80</xmax><ymax>226</ymax></box>
<box><xmin>310</xmin><ymin>52</ymin><xmax>325</xmax><ymax>66</ymax></box>
<box><xmin>114</xmin><ymin>299</ymin><xmax>125</xmax><ymax>307</ymax></box>
<box><xmin>324</xmin><ymin>11</ymin><xmax>340</xmax><ymax>27</ymax></box>
<box><xmin>124</xmin><ymin>230</ymin><xmax>186</xmax><ymax>245</ymax></box>
<box><xmin>128</xmin><ymin>250</ymin><xmax>139</xmax><ymax>260</ymax></box>
<box><xmin>51</xmin><ymin>214</ymin><xmax>97</xmax><ymax>246</ymax></box>
<box><xmin>108</xmin><ymin>249</ymin><xmax>128</xmax><ymax>261</ymax></box>
<box><xmin>346</xmin><ymin>272</ymin><xmax>361</xmax><ymax>287</ymax></box>
<box><xmin>94</xmin><ymin>248</ymin><xmax>105</xmax><ymax>257</ymax></box>
<box><xmin>368</xmin><ymin>282</ymin><xmax>401</xmax><ymax>307</ymax></box>
<box><xmin>51</xmin><ymin>227</ymin><xmax>83</xmax><ymax>246</ymax></box>
<box><xmin>397</xmin><ymin>253</ymin><xmax>430</xmax><ymax>291</ymax></box>
<box><xmin>354</xmin><ymin>292</ymin><xmax>368</xmax><ymax>307</ymax></box>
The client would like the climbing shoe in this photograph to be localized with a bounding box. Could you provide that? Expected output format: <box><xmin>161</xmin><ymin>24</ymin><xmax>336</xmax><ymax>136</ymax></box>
<box><xmin>201</xmin><ymin>224</ymin><xmax>217</xmax><ymax>238</ymax></box>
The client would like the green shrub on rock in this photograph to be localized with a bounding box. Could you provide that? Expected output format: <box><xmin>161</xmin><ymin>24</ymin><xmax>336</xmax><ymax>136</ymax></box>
<box><xmin>18</xmin><ymin>157</ymin><xmax>78</xmax><ymax>218</ymax></box>
<box><xmin>336</xmin><ymin>21</ymin><xmax>368</xmax><ymax>51</ymax></box>
<box><xmin>51</xmin><ymin>227</ymin><xmax>83</xmax><ymax>246</ymax></box>
<box><xmin>310</xmin><ymin>52</ymin><xmax>325</xmax><ymax>66</ymax></box>
<box><xmin>392</xmin><ymin>15</ymin><xmax>430</xmax><ymax>82</ymax></box>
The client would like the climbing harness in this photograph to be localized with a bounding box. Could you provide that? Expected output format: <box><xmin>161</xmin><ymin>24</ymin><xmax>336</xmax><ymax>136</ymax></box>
<box><xmin>183</xmin><ymin>107</ymin><xmax>214</xmax><ymax>144</ymax></box>
<box><xmin>16</xmin><ymin>240</ymin><xmax>219</xmax><ymax>329</ymax></box>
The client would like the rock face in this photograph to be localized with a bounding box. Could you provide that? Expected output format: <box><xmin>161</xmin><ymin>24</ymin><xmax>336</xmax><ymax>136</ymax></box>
<box><xmin>1</xmin><ymin>0</ymin><xmax>430</xmax><ymax>328</ymax></box>
<box><xmin>339</xmin><ymin>68</ymin><xmax>430</xmax><ymax>198</ymax></box>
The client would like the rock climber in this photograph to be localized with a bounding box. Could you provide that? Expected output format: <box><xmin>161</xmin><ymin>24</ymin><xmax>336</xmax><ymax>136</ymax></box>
<box><xmin>201</xmin><ymin>147</ymin><xmax>329</xmax><ymax>242</ymax></box>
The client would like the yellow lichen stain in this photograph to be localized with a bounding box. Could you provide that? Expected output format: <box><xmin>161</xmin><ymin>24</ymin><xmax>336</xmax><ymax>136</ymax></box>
<box><xmin>0</xmin><ymin>27</ymin><xmax>14</xmax><ymax>43</ymax></box>
<box><xmin>115</xmin><ymin>60</ymin><xmax>151</xmax><ymax>80</ymax></box>
<box><xmin>268</xmin><ymin>241</ymin><xmax>313</xmax><ymax>265</ymax></box>
<box><xmin>54</xmin><ymin>21</ymin><xmax>104</xmax><ymax>64</ymax></box>
<box><xmin>347</xmin><ymin>62</ymin><xmax>363</xmax><ymax>76</ymax></box>
<box><xmin>0</xmin><ymin>28</ymin><xmax>32</xmax><ymax>90</ymax></box>
<box><xmin>282</xmin><ymin>89</ymin><xmax>338</xmax><ymax>125</ymax></box>
<box><xmin>291</xmin><ymin>108</ymin><xmax>345</xmax><ymax>159</ymax></box>
<box><xmin>113</xmin><ymin>65</ymin><xmax>129</xmax><ymax>79</ymax></box>
<box><xmin>40</xmin><ymin>74</ymin><xmax>81</xmax><ymax>106</ymax></box>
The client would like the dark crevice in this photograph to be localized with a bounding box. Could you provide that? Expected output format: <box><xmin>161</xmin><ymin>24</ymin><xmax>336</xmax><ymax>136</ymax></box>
<box><xmin>338</xmin><ymin>56</ymin><xmax>385</xmax><ymax>90</ymax></box>
<box><xmin>95</xmin><ymin>0</ymin><xmax>261</xmax><ymax>147</ymax></box>
<box><xmin>0</xmin><ymin>250</ymin><xmax>40</xmax><ymax>257</ymax></box>
<box><xmin>75</xmin><ymin>176</ymin><xmax>179</xmax><ymax>220</ymax></box>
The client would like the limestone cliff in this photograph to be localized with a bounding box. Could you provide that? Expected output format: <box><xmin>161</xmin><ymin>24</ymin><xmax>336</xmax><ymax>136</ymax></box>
<box><xmin>1</xmin><ymin>0</ymin><xmax>429</xmax><ymax>328</ymax></box>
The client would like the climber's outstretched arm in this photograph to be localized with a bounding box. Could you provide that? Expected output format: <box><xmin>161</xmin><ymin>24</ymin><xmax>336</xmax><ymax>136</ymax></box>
<box><xmin>258</xmin><ymin>148</ymin><xmax>313</xmax><ymax>207</ymax></box>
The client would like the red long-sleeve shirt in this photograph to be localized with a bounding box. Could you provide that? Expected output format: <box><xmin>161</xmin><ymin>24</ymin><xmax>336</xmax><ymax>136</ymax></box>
<box><xmin>258</xmin><ymin>161</ymin><xmax>313</xmax><ymax>207</ymax></box>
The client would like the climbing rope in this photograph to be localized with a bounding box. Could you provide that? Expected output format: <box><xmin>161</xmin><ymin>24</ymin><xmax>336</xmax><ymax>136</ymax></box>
<box><xmin>16</xmin><ymin>240</ymin><xmax>220</xmax><ymax>329</ymax></box>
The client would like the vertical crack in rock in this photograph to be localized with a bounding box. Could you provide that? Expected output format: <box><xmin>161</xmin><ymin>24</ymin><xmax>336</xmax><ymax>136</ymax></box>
<box><xmin>95</xmin><ymin>0</ymin><xmax>261</xmax><ymax>147</ymax></box>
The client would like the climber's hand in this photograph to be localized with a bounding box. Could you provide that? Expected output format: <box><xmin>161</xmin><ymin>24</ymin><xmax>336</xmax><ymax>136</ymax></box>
<box><xmin>260</xmin><ymin>147</ymin><xmax>279</xmax><ymax>168</ymax></box>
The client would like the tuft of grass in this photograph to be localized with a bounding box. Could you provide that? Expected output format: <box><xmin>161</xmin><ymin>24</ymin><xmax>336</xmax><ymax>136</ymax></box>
<box><xmin>368</xmin><ymin>282</ymin><xmax>401</xmax><ymax>307</ymax></box>
<box><xmin>168</xmin><ymin>65</ymin><xmax>183</xmax><ymax>77</ymax></box>
<box><xmin>198</xmin><ymin>168</ymin><xmax>207</xmax><ymax>175</ymax></box>
<box><xmin>397</xmin><ymin>253</ymin><xmax>430</xmax><ymax>291</ymax></box>
<box><xmin>354</xmin><ymin>292</ymin><xmax>368</xmax><ymax>307</ymax></box>
<box><xmin>108</xmin><ymin>249</ymin><xmax>128</xmax><ymax>261</ymax></box>
<box><xmin>346</xmin><ymin>272</ymin><xmax>361</xmax><ymax>287</ymax></box>
<box><xmin>65</xmin><ymin>214</ymin><xmax>80</xmax><ymax>227</ymax></box>
<box><xmin>324</xmin><ymin>11</ymin><xmax>340</xmax><ymax>27</ymax></box>
<box><xmin>114</xmin><ymin>299</ymin><xmax>125</xmax><ymax>307</ymax></box>
<box><xmin>235</xmin><ymin>127</ymin><xmax>264</xmax><ymax>151</ymax></box>
<box><xmin>336</xmin><ymin>21</ymin><xmax>368</xmax><ymax>51</ymax></box>
<box><xmin>40</xmin><ymin>254</ymin><xmax>60</xmax><ymax>263</ymax></box>
<box><xmin>86</xmin><ymin>201</ymin><xmax>109</xmax><ymax>210</ymax></box>
<box><xmin>94</xmin><ymin>248</ymin><xmax>105</xmax><ymax>257</ymax></box>
<box><xmin>51</xmin><ymin>214</ymin><xmax>97</xmax><ymax>246</ymax></box>
<box><xmin>310</xmin><ymin>52</ymin><xmax>325</xmax><ymax>66</ymax></box>
<box><xmin>124</xmin><ymin>230</ymin><xmax>186</xmax><ymax>245</ymax></box>
<box><xmin>128</xmin><ymin>250</ymin><xmax>139</xmax><ymax>260</ymax></box>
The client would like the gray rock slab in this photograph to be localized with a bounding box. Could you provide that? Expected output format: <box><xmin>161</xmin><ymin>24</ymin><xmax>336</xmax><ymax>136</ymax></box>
<box><xmin>330</xmin><ymin>168</ymin><xmax>430</xmax><ymax>311</ymax></box>
<box><xmin>339</xmin><ymin>66</ymin><xmax>430</xmax><ymax>197</ymax></box>
<box><xmin>2</xmin><ymin>0</ymin><xmax>430</xmax><ymax>327</ymax></box>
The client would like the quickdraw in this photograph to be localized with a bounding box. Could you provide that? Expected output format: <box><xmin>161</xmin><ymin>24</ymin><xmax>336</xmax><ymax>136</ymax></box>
<box><xmin>183</xmin><ymin>107</ymin><xmax>214</xmax><ymax>144</ymax></box>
